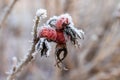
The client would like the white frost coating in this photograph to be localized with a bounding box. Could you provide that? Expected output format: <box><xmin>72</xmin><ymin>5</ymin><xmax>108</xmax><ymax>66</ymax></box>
<box><xmin>58</xmin><ymin>13</ymin><xmax>74</xmax><ymax>25</ymax></box>
<box><xmin>37</xmin><ymin>25</ymin><xmax>54</xmax><ymax>37</ymax></box>
<box><xmin>46</xmin><ymin>16</ymin><xmax>58</xmax><ymax>25</ymax></box>
<box><xmin>78</xmin><ymin>29</ymin><xmax>85</xmax><ymax>39</ymax></box>
<box><xmin>35</xmin><ymin>38</ymin><xmax>44</xmax><ymax>54</ymax></box>
<box><xmin>39</xmin><ymin>38</ymin><xmax>45</xmax><ymax>51</ymax></box>
<box><xmin>46</xmin><ymin>13</ymin><xmax>74</xmax><ymax>27</ymax></box>
<box><xmin>45</xmin><ymin>40</ymin><xmax>51</xmax><ymax>57</ymax></box>
<box><xmin>36</xmin><ymin>9</ymin><xmax>47</xmax><ymax>18</ymax></box>
<box><xmin>12</xmin><ymin>57</ymin><xmax>18</xmax><ymax>66</ymax></box>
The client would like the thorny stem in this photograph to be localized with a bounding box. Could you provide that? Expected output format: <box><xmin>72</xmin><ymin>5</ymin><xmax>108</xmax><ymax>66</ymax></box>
<box><xmin>0</xmin><ymin>0</ymin><xmax>18</xmax><ymax>29</ymax></box>
<box><xmin>7</xmin><ymin>16</ymin><xmax>40</xmax><ymax>80</ymax></box>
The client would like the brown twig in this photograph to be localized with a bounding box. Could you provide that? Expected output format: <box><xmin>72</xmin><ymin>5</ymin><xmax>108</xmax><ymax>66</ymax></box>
<box><xmin>0</xmin><ymin>0</ymin><xmax>18</xmax><ymax>29</ymax></box>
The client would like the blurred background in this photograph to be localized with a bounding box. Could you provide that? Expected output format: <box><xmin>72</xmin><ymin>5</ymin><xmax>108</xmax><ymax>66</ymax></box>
<box><xmin>0</xmin><ymin>0</ymin><xmax>120</xmax><ymax>80</ymax></box>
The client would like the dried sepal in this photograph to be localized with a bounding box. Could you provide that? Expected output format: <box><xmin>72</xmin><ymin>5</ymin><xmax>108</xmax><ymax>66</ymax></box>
<box><xmin>64</xmin><ymin>25</ymin><xmax>84</xmax><ymax>48</ymax></box>
<box><xmin>36</xmin><ymin>38</ymin><xmax>51</xmax><ymax>57</ymax></box>
<box><xmin>47</xmin><ymin>16</ymin><xmax>58</xmax><ymax>28</ymax></box>
<box><xmin>55</xmin><ymin>44</ymin><xmax>68</xmax><ymax>70</ymax></box>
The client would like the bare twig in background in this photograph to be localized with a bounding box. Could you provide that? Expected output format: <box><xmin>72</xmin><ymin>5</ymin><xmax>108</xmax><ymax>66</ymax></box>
<box><xmin>7</xmin><ymin>9</ymin><xmax>47</xmax><ymax>80</ymax></box>
<box><xmin>89</xmin><ymin>65</ymin><xmax>120</xmax><ymax>80</ymax></box>
<box><xmin>0</xmin><ymin>0</ymin><xmax>18</xmax><ymax>29</ymax></box>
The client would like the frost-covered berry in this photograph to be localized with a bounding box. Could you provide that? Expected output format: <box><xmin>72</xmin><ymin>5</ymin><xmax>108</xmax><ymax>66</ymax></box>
<box><xmin>37</xmin><ymin>26</ymin><xmax>57</xmax><ymax>41</ymax></box>
<box><xmin>55</xmin><ymin>17</ymin><xmax>69</xmax><ymax>30</ymax></box>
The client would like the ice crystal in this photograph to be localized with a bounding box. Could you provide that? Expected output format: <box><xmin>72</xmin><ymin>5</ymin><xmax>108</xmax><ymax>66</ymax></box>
<box><xmin>36</xmin><ymin>9</ymin><xmax>47</xmax><ymax>18</ymax></box>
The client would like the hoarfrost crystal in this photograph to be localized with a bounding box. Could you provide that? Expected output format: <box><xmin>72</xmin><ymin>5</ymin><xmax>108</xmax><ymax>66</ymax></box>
<box><xmin>36</xmin><ymin>9</ymin><xmax>47</xmax><ymax>18</ymax></box>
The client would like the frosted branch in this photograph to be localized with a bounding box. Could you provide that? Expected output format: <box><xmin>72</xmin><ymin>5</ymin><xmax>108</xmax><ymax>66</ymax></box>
<box><xmin>7</xmin><ymin>9</ymin><xmax>47</xmax><ymax>80</ymax></box>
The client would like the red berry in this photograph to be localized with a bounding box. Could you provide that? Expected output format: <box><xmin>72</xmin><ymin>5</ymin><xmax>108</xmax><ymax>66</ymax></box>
<box><xmin>38</xmin><ymin>26</ymin><xmax>57</xmax><ymax>41</ymax></box>
<box><xmin>38</xmin><ymin>26</ymin><xmax>67</xmax><ymax>44</ymax></box>
<box><xmin>55</xmin><ymin>17</ymin><xmax>69</xmax><ymax>30</ymax></box>
<box><xmin>55</xmin><ymin>30</ymin><xmax>66</xmax><ymax>44</ymax></box>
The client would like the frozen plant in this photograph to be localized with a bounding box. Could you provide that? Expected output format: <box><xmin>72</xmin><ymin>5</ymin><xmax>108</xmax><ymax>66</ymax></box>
<box><xmin>7</xmin><ymin>9</ymin><xmax>84</xmax><ymax>80</ymax></box>
<box><xmin>37</xmin><ymin>13</ymin><xmax>84</xmax><ymax>69</ymax></box>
